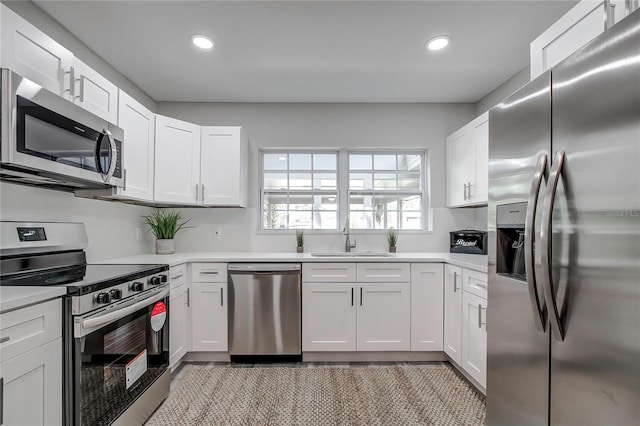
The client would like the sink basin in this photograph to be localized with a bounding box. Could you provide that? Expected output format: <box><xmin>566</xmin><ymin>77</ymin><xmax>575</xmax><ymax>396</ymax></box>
<box><xmin>310</xmin><ymin>252</ymin><xmax>392</xmax><ymax>257</ymax></box>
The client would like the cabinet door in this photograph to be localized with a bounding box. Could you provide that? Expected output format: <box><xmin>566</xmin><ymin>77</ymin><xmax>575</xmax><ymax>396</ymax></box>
<box><xmin>462</xmin><ymin>291</ymin><xmax>487</xmax><ymax>388</ymax></box>
<box><xmin>154</xmin><ymin>115</ymin><xmax>201</xmax><ymax>204</ymax></box>
<box><xmin>169</xmin><ymin>284</ymin><xmax>188</xmax><ymax>371</ymax></box>
<box><xmin>1</xmin><ymin>338</ymin><xmax>62</xmax><ymax>426</ymax></box>
<box><xmin>444</xmin><ymin>264</ymin><xmax>463</xmax><ymax>364</ymax></box>
<box><xmin>200</xmin><ymin>126</ymin><xmax>248</xmax><ymax>207</ymax></box>
<box><xmin>0</xmin><ymin>5</ymin><xmax>72</xmax><ymax>96</ymax></box>
<box><xmin>530</xmin><ymin>0</ymin><xmax>626</xmax><ymax>79</ymax></box>
<box><xmin>357</xmin><ymin>282</ymin><xmax>410</xmax><ymax>351</ymax></box>
<box><xmin>71</xmin><ymin>57</ymin><xmax>118</xmax><ymax>123</ymax></box>
<box><xmin>446</xmin><ymin>127</ymin><xmax>475</xmax><ymax>207</ymax></box>
<box><xmin>117</xmin><ymin>90</ymin><xmax>155</xmax><ymax>201</ymax></box>
<box><xmin>190</xmin><ymin>282</ymin><xmax>227</xmax><ymax>352</ymax></box>
<box><xmin>471</xmin><ymin>113</ymin><xmax>488</xmax><ymax>204</ymax></box>
<box><xmin>410</xmin><ymin>264</ymin><xmax>444</xmax><ymax>351</ymax></box>
<box><xmin>302</xmin><ymin>282</ymin><xmax>356</xmax><ymax>352</ymax></box>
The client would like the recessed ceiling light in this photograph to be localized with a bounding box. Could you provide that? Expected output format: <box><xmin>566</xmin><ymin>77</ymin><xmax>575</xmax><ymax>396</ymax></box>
<box><xmin>426</xmin><ymin>35</ymin><xmax>451</xmax><ymax>52</ymax></box>
<box><xmin>191</xmin><ymin>34</ymin><xmax>214</xmax><ymax>50</ymax></box>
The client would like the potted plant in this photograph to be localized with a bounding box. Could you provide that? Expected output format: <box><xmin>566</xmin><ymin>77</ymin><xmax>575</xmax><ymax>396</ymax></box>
<box><xmin>296</xmin><ymin>230</ymin><xmax>305</xmax><ymax>253</ymax></box>
<box><xmin>143</xmin><ymin>210</ymin><xmax>191</xmax><ymax>255</ymax></box>
<box><xmin>387</xmin><ymin>228</ymin><xmax>398</xmax><ymax>253</ymax></box>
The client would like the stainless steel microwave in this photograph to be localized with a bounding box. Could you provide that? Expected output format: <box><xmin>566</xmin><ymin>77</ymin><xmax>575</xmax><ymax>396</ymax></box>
<box><xmin>0</xmin><ymin>69</ymin><xmax>124</xmax><ymax>190</ymax></box>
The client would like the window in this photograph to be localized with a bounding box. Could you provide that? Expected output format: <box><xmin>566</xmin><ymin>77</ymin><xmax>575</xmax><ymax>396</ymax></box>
<box><xmin>262</xmin><ymin>152</ymin><xmax>338</xmax><ymax>229</ymax></box>
<box><xmin>348</xmin><ymin>152</ymin><xmax>424</xmax><ymax>230</ymax></box>
<box><xmin>260</xmin><ymin>150</ymin><xmax>427</xmax><ymax>231</ymax></box>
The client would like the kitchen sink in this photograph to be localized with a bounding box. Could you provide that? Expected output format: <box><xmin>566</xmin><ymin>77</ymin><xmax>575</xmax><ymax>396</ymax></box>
<box><xmin>310</xmin><ymin>252</ymin><xmax>392</xmax><ymax>257</ymax></box>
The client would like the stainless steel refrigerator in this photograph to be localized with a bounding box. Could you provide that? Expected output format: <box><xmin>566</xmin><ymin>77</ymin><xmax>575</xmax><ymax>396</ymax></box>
<box><xmin>486</xmin><ymin>9</ymin><xmax>640</xmax><ymax>426</ymax></box>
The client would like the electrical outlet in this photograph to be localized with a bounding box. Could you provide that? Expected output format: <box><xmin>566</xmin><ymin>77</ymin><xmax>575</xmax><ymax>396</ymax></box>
<box><xmin>135</xmin><ymin>227</ymin><xmax>143</xmax><ymax>241</ymax></box>
<box><xmin>214</xmin><ymin>228</ymin><xmax>222</xmax><ymax>239</ymax></box>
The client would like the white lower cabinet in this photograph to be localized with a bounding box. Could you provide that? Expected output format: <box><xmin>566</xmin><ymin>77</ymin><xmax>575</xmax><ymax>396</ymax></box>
<box><xmin>444</xmin><ymin>264</ymin><xmax>463</xmax><ymax>364</ymax></box>
<box><xmin>190</xmin><ymin>282</ymin><xmax>228</xmax><ymax>352</ymax></box>
<box><xmin>0</xmin><ymin>298</ymin><xmax>63</xmax><ymax>426</ymax></box>
<box><xmin>410</xmin><ymin>264</ymin><xmax>444</xmax><ymax>351</ymax></box>
<box><xmin>462</xmin><ymin>291</ymin><xmax>487</xmax><ymax>389</ymax></box>
<box><xmin>169</xmin><ymin>265</ymin><xmax>188</xmax><ymax>371</ymax></box>
<box><xmin>443</xmin><ymin>265</ymin><xmax>488</xmax><ymax>391</ymax></box>
<box><xmin>357</xmin><ymin>283</ymin><xmax>410</xmax><ymax>351</ymax></box>
<box><xmin>1</xmin><ymin>338</ymin><xmax>62</xmax><ymax>426</ymax></box>
<box><xmin>302</xmin><ymin>283</ymin><xmax>356</xmax><ymax>352</ymax></box>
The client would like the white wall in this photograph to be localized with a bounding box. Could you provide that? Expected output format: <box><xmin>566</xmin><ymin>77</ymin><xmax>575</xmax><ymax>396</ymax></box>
<box><xmin>0</xmin><ymin>183</ymin><xmax>153</xmax><ymax>261</ymax></box>
<box><xmin>475</xmin><ymin>65</ymin><xmax>530</xmax><ymax>116</ymax></box>
<box><xmin>156</xmin><ymin>102</ymin><xmax>479</xmax><ymax>253</ymax></box>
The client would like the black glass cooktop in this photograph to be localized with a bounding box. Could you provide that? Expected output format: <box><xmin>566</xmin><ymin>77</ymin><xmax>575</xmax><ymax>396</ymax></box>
<box><xmin>0</xmin><ymin>263</ymin><xmax>168</xmax><ymax>295</ymax></box>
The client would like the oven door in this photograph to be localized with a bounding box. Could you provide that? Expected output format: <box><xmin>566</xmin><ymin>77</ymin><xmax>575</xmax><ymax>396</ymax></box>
<box><xmin>71</xmin><ymin>289</ymin><xmax>169</xmax><ymax>426</ymax></box>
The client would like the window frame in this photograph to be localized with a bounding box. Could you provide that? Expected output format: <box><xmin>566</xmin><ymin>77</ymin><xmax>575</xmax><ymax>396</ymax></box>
<box><xmin>258</xmin><ymin>148</ymin><xmax>431</xmax><ymax>233</ymax></box>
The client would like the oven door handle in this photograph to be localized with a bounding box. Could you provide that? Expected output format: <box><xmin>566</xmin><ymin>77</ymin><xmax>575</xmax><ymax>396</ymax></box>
<box><xmin>81</xmin><ymin>289</ymin><xmax>168</xmax><ymax>331</ymax></box>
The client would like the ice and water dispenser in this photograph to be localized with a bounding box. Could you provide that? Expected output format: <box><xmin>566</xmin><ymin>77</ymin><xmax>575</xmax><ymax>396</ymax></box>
<box><xmin>496</xmin><ymin>202</ymin><xmax>528</xmax><ymax>280</ymax></box>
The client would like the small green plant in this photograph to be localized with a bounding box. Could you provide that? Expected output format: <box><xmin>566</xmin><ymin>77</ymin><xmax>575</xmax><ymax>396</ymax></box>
<box><xmin>387</xmin><ymin>228</ymin><xmax>398</xmax><ymax>248</ymax></box>
<box><xmin>296</xmin><ymin>229</ymin><xmax>305</xmax><ymax>247</ymax></box>
<box><xmin>142</xmin><ymin>210</ymin><xmax>191</xmax><ymax>239</ymax></box>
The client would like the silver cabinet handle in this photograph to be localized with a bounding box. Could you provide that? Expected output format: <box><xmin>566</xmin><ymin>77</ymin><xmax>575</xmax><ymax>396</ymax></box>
<box><xmin>78</xmin><ymin>75</ymin><xmax>85</xmax><ymax>103</ymax></box>
<box><xmin>0</xmin><ymin>337</ymin><xmax>9</xmax><ymax>344</ymax></box>
<box><xmin>123</xmin><ymin>168</ymin><xmax>127</xmax><ymax>191</ymax></box>
<box><xmin>202</xmin><ymin>184</ymin><xmax>205</xmax><ymax>201</ymax></box>
<box><xmin>0</xmin><ymin>376</ymin><xmax>3</xmax><ymax>426</ymax></box>
<box><xmin>463</xmin><ymin>183</ymin><xmax>468</xmax><ymax>200</ymax></box>
<box><xmin>540</xmin><ymin>150</ymin><xmax>566</xmax><ymax>341</ymax></box>
<box><xmin>186</xmin><ymin>288</ymin><xmax>190</xmax><ymax>307</ymax></box>
<box><xmin>604</xmin><ymin>0</ymin><xmax>617</xmax><ymax>29</ymax></box>
<box><xmin>65</xmin><ymin>66</ymin><xmax>75</xmax><ymax>97</ymax></box>
<box><xmin>171</xmin><ymin>273</ymin><xmax>184</xmax><ymax>280</ymax></box>
<box><xmin>478</xmin><ymin>304</ymin><xmax>484</xmax><ymax>328</ymax></box>
<box><xmin>220</xmin><ymin>287</ymin><xmax>224</xmax><ymax>307</ymax></box>
<box><xmin>360</xmin><ymin>287</ymin><xmax>363</xmax><ymax>306</ymax></box>
<box><xmin>200</xmin><ymin>271</ymin><xmax>219</xmax><ymax>275</ymax></box>
<box><xmin>453</xmin><ymin>271</ymin><xmax>458</xmax><ymax>292</ymax></box>
<box><xmin>351</xmin><ymin>287</ymin><xmax>354</xmax><ymax>306</ymax></box>
<box><xmin>467</xmin><ymin>182</ymin><xmax>473</xmax><ymax>199</ymax></box>
<box><xmin>195</xmin><ymin>184</ymin><xmax>199</xmax><ymax>202</ymax></box>
<box><xmin>525</xmin><ymin>154</ymin><xmax>548</xmax><ymax>332</ymax></box>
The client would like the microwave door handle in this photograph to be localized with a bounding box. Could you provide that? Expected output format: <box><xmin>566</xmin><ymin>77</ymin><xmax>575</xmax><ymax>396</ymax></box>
<box><xmin>102</xmin><ymin>128</ymin><xmax>118</xmax><ymax>182</ymax></box>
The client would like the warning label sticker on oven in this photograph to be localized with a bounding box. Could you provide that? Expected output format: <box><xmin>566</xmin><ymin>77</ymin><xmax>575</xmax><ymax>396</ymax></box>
<box><xmin>150</xmin><ymin>301</ymin><xmax>167</xmax><ymax>331</ymax></box>
<box><xmin>126</xmin><ymin>349</ymin><xmax>147</xmax><ymax>390</ymax></box>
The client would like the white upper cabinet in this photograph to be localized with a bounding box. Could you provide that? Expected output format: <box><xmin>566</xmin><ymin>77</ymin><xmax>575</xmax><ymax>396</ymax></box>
<box><xmin>200</xmin><ymin>126</ymin><xmax>248</xmax><ymax>207</ymax></box>
<box><xmin>0</xmin><ymin>4</ymin><xmax>72</xmax><ymax>96</ymax></box>
<box><xmin>154</xmin><ymin>115</ymin><xmax>201</xmax><ymax>204</ymax></box>
<box><xmin>446</xmin><ymin>112</ymin><xmax>489</xmax><ymax>207</ymax></box>
<box><xmin>530</xmin><ymin>0</ymin><xmax>627</xmax><ymax>80</ymax></box>
<box><xmin>117</xmin><ymin>90</ymin><xmax>155</xmax><ymax>201</ymax></box>
<box><xmin>71</xmin><ymin>57</ymin><xmax>118</xmax><ymax>123</ymax></box>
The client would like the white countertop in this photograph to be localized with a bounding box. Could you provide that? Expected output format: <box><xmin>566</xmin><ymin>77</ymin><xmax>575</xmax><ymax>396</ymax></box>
<box><xmin>95</xmin><ymin>252</ymin><xmax>488</xmax><ymax>273</ymax></box>
<box><xmin>0</xmin><ymin>286</ymin><xmax>66</xmax><ymax>314</ymax></box>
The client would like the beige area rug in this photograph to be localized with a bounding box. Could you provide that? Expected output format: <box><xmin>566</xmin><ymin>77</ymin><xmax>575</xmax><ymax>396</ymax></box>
<box><xmin>147</xmin><ymin>365</ymin><xmax>486</xmax><ymax>426</ymax></box>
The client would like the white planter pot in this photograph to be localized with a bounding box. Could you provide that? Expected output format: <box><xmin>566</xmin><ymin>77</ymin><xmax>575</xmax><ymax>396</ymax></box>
<box><xmin>156</xmin><ymin>239</ymin><xmax>175</xmax><ymax>255</ymax></box>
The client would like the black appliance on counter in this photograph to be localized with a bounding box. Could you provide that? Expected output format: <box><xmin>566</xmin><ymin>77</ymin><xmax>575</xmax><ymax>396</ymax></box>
<box><xmin>449</xmin><ymin>228</ymin><xmax>488</xmax><ymax>255</ymax></box>
<box><xmin>0</xmin><ymin>221</ymin><xmax>169</xmax><ymax>426</ymax></box>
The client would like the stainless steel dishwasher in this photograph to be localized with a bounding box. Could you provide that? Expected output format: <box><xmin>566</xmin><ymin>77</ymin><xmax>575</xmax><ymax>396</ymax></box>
<box><xmin>228</xmin><ymin>263</ymin><xmax>301</xmax><ymax>360</ymax></box>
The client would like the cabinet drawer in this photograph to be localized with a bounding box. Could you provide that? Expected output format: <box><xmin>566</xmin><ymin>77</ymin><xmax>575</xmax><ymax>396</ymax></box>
<box><xmin>302</xmin><ymin>263</ymin><xmax>356</xmax><ymax>282</ymax></box>
<box><xmin>0</xmin><ymin>298</ymin><xmax>62</xmax><ymax>362</ymax></box>
<box><xmin>463</xmin><ymin>269</ymin><xmax>488</xmax><ymax>299</ymax></box>
<box><xmin>357</xmin><ymin>263</ymin><xmax>410</xmax><ymax>282</ymax></box>
<box><xmin>191</xmin><ymin>263</ymin><xmax>227</xmax><ymax>282</ymax></box>
<box><xmin>170</xmin><ymin>264</ymin><xmax>187</xmax><ymax>290</ymax></box>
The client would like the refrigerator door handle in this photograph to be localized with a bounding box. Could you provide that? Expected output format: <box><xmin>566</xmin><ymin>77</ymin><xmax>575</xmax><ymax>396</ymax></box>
<box><xmin>525</xmin><ymin>153</ymin><xmax>548</xmax><ymax>332</ymax></box>
<box><xmin>540</xmin><ymin>150</ymin><xmax>566</xmax><ymax>341</ymax></box>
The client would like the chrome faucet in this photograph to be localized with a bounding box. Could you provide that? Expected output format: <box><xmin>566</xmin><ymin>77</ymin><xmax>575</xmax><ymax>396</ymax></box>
<box><xmin>343</xmin><ymin>217</ymin><xmax>357</xmax><ymax>252</ymax></box>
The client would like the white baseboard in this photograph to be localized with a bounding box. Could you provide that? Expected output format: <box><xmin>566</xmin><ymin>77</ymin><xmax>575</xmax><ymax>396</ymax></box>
<box><xmin>303</xmin><ymin>351</ymin><xmax>447</xmax><ymax>363</ymax></box>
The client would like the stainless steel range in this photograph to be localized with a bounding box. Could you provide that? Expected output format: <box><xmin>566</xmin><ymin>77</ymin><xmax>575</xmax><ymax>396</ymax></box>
<box><xmin>0</xmin><ymin>221</ymin><xmax>170</xmax><ymax>426</ymax></box>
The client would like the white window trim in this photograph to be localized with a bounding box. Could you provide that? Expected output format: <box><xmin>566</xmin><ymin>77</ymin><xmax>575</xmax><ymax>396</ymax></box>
<box><xmin>259</xmin><ymin>148</ymin><xmax>431</xmax><ymax>232</ymax></box>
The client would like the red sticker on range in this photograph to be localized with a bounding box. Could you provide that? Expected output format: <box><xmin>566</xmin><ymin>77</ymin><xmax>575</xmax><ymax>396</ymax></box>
<box><xmin>150</xmin><ymin>301</ymin><xmax>167</xmax><ymax>331</ymax></box>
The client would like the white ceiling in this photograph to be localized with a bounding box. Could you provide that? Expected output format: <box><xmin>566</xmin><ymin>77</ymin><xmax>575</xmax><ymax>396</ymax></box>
<box><xmin>34</xmin><ymin>0</ymin><xmax>577</xmax><ymax>103</ymax></box>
